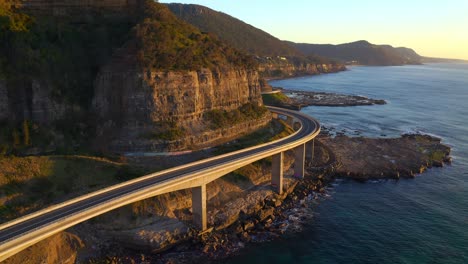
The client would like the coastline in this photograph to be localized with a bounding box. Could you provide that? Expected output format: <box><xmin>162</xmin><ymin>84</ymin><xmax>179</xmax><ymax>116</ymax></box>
<box><xmin>4</xmin><ymin>65</ymin><xmax>463</xmax><ymax>263</ymax></box>
<box><xmin>263</xmin><ymin>66</ymin><xmax>347</xmax><ymax>82</ymax></box>
<box><xmin>75</xmin><ymin>130</ymin><xmax>451</xmax><ymax>263</ymax></box>
<box><xmin>282</xmin><ymin>89</ymin><xmax>386</xmax><ymax>107</ymax></box>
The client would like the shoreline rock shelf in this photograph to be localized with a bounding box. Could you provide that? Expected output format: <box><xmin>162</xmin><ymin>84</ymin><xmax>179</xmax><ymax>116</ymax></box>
<box><xmin>319</xmin><ymin>134</ymin><xmax>452</xmax><ymax>180</ymax></box>
<box><xmin>282</xmin><ymin>89</ymin><xmax>386</xmax><ymax>107</ymax></box>
<box><xmin>2</xmin><ymin>133</ymin><xmax>452</xmax><ymax>263</ymax></box>
<box><xmin>80</xmin><ymin>134</ymin><xmax>452</xmax><ymax>263</ymax></box>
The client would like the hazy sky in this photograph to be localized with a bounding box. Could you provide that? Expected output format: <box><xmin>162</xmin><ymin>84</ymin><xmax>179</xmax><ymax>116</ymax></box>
<box><xmin>159</xmin><ymin>0</ymin><xmax>468</xmax><ymax>60</ymax></box>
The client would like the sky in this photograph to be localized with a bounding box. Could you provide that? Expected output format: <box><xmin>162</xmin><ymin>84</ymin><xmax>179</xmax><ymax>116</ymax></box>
<box><xmin>159</xmin><ymin>0</ymin><xmax>468</xmax><ymax>60</ymax></box>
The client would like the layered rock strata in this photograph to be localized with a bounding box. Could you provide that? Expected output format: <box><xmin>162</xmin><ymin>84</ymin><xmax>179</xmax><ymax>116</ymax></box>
<box><xmin>0</xmin><ymin>79</ymin><xmax>68</xmax><ymax>124</ymax></box>
<box><xmin>258</xmin><ymin>61</ymin><xmax>346</xmax><ymax>79</ymax></box>
<box><xmin>93</xmin><ymin>64</ymin><xmax>269</xmax><ymax>152</ymax></box>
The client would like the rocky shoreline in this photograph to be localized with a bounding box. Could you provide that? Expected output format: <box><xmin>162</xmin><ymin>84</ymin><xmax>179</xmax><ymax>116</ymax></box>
<box><xmin>283</xmin><ymin>89</ymin><xmax>386</xmax><ymax>107</ymax></box>
<box><xmin>2</xmin><ymin>130</ymin><xmax>452</xmax><ymax>264</ymax></box>
<box><xmin>81</xmin><ymin>172</ymin><xmax>334</xmax><ymax>264</ymax></box>
<box><xmin>77</xmin><ymin>133</ymin><xmax>451</xmax><ymax>263</ymax></box>
<box><xmin>266</xmin><ymin>89</ymin><xmax>386</xmax><ymax>110</ymax></box>
<box><xmin>1</xmin><ymin>124</ymin><xmax>453</xmax><ymax>264</ymax></box>
<box><xmin>320</xmin><ymin>133</ymin><xmax>452</xmax><ymax>180</ymax></box>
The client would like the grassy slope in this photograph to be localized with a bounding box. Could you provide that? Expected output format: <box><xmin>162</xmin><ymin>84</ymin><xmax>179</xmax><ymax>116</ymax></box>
<box><xmin>0</xmin><ymin>119</ymin><xmax>294</xmax><ymax>222</ymax></box>
<box><xmin>0</xmin><ymin>155</ymin><xmax>147</xmax><ymax>222</ymax></box>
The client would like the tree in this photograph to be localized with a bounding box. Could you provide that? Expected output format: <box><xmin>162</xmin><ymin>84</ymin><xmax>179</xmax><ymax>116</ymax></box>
<box><xmin>0</xmin><ymin>0</ymin><xmax>31</xmax><ymax>33</ymax></box>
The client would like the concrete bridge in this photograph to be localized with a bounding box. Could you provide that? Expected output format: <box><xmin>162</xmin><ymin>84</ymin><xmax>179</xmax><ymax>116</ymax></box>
<box><xmin>0</xmin><ymin>106</ymin><xmax>320</xmax><ymax>262</ymax></box>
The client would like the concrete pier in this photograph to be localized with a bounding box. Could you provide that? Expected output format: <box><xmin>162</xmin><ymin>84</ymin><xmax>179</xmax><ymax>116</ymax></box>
<box><xmin>306</xmin><ymin>140</ymin><xmax>315</xmax><ymax>160</ymax></box>
<box><xmin>310</xmin><ymin>140</ymin><xmax>315</xmax><ymax>162</ymax></box>
<box><xmin>286</xmin><ymin>116</ymin><xmax>294</xmax><ymax>126</ymax></box>
<box><xmin>294</xmin><ymin>143</ymin><xmax>306</xmax><ymax>178</ymax></box>
<box><xmin>271</xmin><ymin>152</ymin><xmax>284</xmax><ymax>194</ymax></box>
<box><xmin>192</xmin><ymin>185</ymin><xmax>207</xmax><ymax>230</ymax></box>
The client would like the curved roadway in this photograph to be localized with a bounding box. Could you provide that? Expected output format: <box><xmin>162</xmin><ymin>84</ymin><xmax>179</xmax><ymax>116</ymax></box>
<box><xmin>0</xmin><ymin>106</ymin><xmax>320</xmax><ymax>261</ymax></box>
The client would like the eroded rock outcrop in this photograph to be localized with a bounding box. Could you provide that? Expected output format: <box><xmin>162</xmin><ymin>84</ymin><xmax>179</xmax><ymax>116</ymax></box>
<box><xmin>319</xmin><ymin>134</ymin><xmax>452</xmax><ymax>180</ymax></box>
<box><xmin>93</xmin><ymin>65</ymin><xmax>270</xmax><ymax>152</ymax></box>
<box><xmin>0</xmin><ymin>80</ymin><xmax>8</xmax><ymax>121</ymax></box>
<box><xmin>258</xmin><ymin>60</ymin><xmax>346</xmax><ymax>79</ymax></box>
<box><xmin>0</xmin><ymin>79</ymin><xmax>68</xmax><ymax>124</ymax></box>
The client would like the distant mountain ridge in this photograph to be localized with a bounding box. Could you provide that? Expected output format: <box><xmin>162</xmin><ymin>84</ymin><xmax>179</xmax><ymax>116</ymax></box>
<box><xmin>421</xmin><ymin>56</ymin><xmax>468</xmax><ymax>63</ymax></box>
<box><xmin>289</xmin><ymin>40</ymin><xmax>422</xmax><ymax>66</ymax></box>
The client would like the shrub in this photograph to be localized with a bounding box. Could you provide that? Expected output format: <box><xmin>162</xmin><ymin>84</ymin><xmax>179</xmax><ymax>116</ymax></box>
<box><xmin>204</xmin><ymin>103</ymin><xmax>268</xmax><ymax>129</ymax></box>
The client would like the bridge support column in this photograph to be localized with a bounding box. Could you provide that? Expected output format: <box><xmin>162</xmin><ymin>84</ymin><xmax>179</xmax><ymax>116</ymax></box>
<box><xmin>294</xmin><ymin>143</ymin><xmax>306</xmax><ymax>179</ymax></box>
<box><xmin>310</xmin><ymin>139</ymin><xmax>315</xmax><ymax>162</ymax></box>
<box><xmin>286</xmin><ymin>116</ymin><xmax>294</xmax><ymax>126</ymax></box>
<box><xmin>192</xmin><ymin>184</ymin><xmax>207</xmax><ymax>230</ymax></box>
<box><xmin>306</xmin><ymin>140</ymin><xmax>315</xmax><ymax>160</ymax></box>
<box><xmin>271</xmin><ymin>152</ymin><xmax>284</xmax><ymax>194</ymax></box>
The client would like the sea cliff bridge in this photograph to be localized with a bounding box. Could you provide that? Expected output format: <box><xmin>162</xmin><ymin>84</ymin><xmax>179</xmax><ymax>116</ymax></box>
<box><xmin>0</xmin><ymin>106</ymin><xmax>320</xmax><ymax>261</ymax></box>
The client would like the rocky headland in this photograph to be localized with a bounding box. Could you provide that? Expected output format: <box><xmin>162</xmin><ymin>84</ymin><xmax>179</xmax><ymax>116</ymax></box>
<box><xmin>319</xmin><ymin>134</ymin><xmax>452</xmax><ymax>180</ymax></box>
<box><xmin>257</xmin><ymin>59</ymin><xmax>346</xmax><ymax>80</ymax></box>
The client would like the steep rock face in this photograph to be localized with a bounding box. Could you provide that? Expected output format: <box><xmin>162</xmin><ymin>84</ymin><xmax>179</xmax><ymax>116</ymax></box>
<box><xmin>93</xmin><ymin>64</ymin><xmax>269</xmax><ymax>152</ymax></box>
<box><xmin>0</xmin><ymin>80</ymin><xmax>8</xmax><ymax>121</ymax></box>
<box><xmin>28</xmin><ymin>80</ymin><xmax>69</xmax><ymax>124</ymax></box>
<box><xmin>0</xmin><ymin>79</ymin><xmax>68</xmax><ymax>124</ymax></box>
<box><xmin>259</xmin><ymin>61</ymin><xmax>346</xmax><ymax>79</ymax></box>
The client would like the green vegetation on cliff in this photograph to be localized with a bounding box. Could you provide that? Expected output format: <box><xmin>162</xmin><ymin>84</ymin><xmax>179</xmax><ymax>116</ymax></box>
<box><xmin>165</xmin><ymin>3</ymin><xmax>344</xmax><ymax>78</ymax></box>
<box><xmin>0</xmin><ymin>1</ymin><xmax>31</xmax><ymax>34</ymax></box>
<box><xmin>0</xmin><ymin>3</ymin><xmax>132</xmax><ymax>106</ymax></box>
<box><xmin>204</xmin><ymin>103</ymin><xmax>268</xmax><ymax>129</ymax></box>
<box><xmin>0</xmin><ymin>155</ymin><xmax>147</xmax><ymax>221</ymax></box>
<box><xmin>0</xmin><ymin>3</ymin><xmax>134</xmax><ymax>153</ymax></box>
<box><xmin>1</xmin><ymin>1</ymin><xmax>252</xmax><ymax>82</ymax></box>
<box><xmin>0</xmin><ymin>1</ymin><xmax>260</xmax><ymax>154</ymax></box>
<box><xmin>261</xmin><ymin>92</ymin><xmax>290</xmax><ymax>106</ymax></box>
<box><xmin>136</xmin><ymin>2</ymin><xmax>256</xmax><ymax>70</ymax></box>
<box><xmin>166</xmin><ymin>3</ymin><xmax>301</xmax><ymax>57</ymax></box>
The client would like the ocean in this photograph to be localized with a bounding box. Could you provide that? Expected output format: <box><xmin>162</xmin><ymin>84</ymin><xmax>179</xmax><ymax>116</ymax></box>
<box><xmin>226</xmin><ymin>64</ymin><xmax>468</xmax><ymax>263</ymax></box>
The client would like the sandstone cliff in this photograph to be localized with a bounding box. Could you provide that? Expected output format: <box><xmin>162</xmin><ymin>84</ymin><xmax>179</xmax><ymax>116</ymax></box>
<box><xmin>258</xmin><ymin>59</ymin><xmax>347</xmax><ymax>80</ymax></box>
<box><xmin>93</xmin><ymin>63</ymin><xmax>269</xmax><ymax>152</ymax></box>
<box><xmin>0</xmin><ymin>80</ymin><xmax>9</xmax><ymax>121</ymax></box>
<box><xmin>0</xmin><ymin>79</ymin><xmax>69</xmax><ymax>124</ymax></box>
<box><xmin>0</xmin><ymin>1</ymin><xmax>270</xmax><ymax>154</ymax></box>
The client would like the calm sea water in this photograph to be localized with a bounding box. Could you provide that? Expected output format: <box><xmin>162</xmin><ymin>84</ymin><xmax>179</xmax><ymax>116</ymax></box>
<box><xmin>227</xmin><ymin>64</ymin><xmax>468</xmax><ymax>264</ymax></box>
